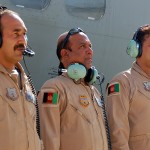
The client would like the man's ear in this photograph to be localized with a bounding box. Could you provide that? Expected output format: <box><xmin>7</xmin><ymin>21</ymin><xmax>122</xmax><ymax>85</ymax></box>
<box><xmin>60</xmin><ymin>49</ymin><xmax>69</xmax><ymax>58</ymax></box>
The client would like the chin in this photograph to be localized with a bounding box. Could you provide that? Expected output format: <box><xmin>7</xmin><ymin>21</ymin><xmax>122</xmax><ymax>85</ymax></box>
<box><xmin>17</xmin><ymin>55</ymin><xmax>23</xmax><ymax>61</ymax></box>
<box><xmin>86</xmin><ymin>65</ymin><xmax>92</xmax><ymax>69</ymax></box>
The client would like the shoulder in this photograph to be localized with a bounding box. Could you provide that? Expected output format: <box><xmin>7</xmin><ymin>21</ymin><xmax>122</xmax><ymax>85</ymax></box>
<box><xmin>40</xmin><ymin>75</ymin><xmax>72</xmax><ymax>91</ymax></box>
<box><xmin>106</xmin><ymin>68</ymin><xmax>133</xmax><ymax>95</ymax></box>
<box><xmin>110</xmin><ymin>68</ymin><xmax>132</xmax><ymax>84</ymax></box>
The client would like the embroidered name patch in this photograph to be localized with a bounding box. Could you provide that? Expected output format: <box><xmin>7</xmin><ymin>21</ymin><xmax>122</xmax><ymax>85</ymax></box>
<box><xmin>108</xmin><ymin>82</ymin><xmax>120</xmax><ymax>95</ymax></box>
<box><xmin>143</xmin><ymin>81</ymin><xmax>150</xmax><ymax>91</ymax></box>
<box><xmin>43</xmin><ymin>92</ymin><xmax>58</xmax><ymax>104</ymax></box>
<box><xmin>79</xmin><ymin>95</ymin><xmax>89</xmax><ymax>107</ymax></box>
<box><xmin>6</xmin><ymin>87</ymin><xmax>18</xmax><ymax>101</ymax></box>
<box><xmin>26</xmin><ymin>91</ymin><xmax>36</xmax><ymax>104</ymax></box>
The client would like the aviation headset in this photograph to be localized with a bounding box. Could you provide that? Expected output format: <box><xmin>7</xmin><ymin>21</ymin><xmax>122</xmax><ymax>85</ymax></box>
<box><xmin>0</xmin><ymin>32</ymin><xmax>2</xmax><ymax>48</ymax></box>
<box><xmin>126</xmin><ymin>24</ymin><xmax>150</xmax><ymax>58</ymax></box>
<box><xmin>0</xmin><ymin>14</ymin><xmax>2</xmax><ymax>48</ymax></box>
<box><xmin>60</xmin><ymin>63</ymin><xmax>99</xmax><ymax>84</ymax></box>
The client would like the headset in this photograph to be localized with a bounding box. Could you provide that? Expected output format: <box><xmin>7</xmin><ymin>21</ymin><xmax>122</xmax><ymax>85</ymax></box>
<box><xmin>126</xmin><ymin>27</ymin><xmax>142</xmax><ymax>58</ymax></box>
<box><xmin>0</xmin><ymin>15</ymin><xmax>2</xmax><ymax>48</ymax></box>
<box><xmin>59</xmin><ymin>63</ymin><xmax>99</xmax><ymax>84</ymax></box>
<box><xmin>0</xmin><ymin>33</ymin><xmax>2</xmax><ymax>48</ymax></box>
<box><xmin>0</xmin><ymin>6</ymin><xmax>6</xmax><ymax>47</ymax></box>
<box><xmin>126</xmin><ymin>24</ymin><xmax>149</xmax><ymax>58</ymax></box>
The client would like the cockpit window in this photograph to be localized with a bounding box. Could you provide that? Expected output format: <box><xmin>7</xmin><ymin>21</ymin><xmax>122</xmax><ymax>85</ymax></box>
<box><xmin>10</xmin><ymin>0</ymin><xmax>51</xmax><ymax>10</ymax></box>
<box><xmin>65</xmin><ymin>0</ymin><xmax>106</xmax><ymax>20</ymax></box>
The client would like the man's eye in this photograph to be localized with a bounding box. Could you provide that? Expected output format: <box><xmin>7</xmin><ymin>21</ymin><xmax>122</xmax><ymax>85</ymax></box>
<box><xmin>80</xmin><ymin>45</ymin><xmax>85</xmax><ymax>48</ymax></box>
<box><xmin>14</xmin><ymin>33</ymin><xmax>19</xmax><ymax>37</ymax></box>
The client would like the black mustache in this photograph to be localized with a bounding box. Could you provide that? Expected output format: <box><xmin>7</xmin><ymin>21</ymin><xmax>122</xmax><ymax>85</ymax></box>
<box><xmin>14</xmin><ymin>44</ymin><xmax>25</xmax><ymax>50</ymax></box>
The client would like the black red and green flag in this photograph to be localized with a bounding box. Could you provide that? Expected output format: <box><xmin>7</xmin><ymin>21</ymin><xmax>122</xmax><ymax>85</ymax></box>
<box><xmin>43</xmin><ymin>92</ymin><xmax>58</xmax><ymax>104</ymax></box>
<box><xmin>108</xmin><ymin>82</ymin><xmax>120</xmax><ymax>95</ymax></box>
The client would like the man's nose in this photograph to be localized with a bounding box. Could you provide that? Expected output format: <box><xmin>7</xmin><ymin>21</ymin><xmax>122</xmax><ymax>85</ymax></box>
<box><xmin>18</xmin><ymin>35</ymin><xmax>27</xmax><ymax>45</ymax></box>
<box><xmin>87</xmin><ymin>47</ymin><xmax>93</xmax><ymax>54</ymax></box>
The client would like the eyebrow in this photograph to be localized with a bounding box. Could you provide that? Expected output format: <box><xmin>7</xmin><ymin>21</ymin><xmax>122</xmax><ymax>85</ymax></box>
<box><xmin>78</xmin><ymin>40</ymin><xmax>92</xmax><ymax>45</ymax></box>
<box><xmin>13</xmin><ymin>28</ymin><xmax>27</xmax><ymax>33</ymax></box>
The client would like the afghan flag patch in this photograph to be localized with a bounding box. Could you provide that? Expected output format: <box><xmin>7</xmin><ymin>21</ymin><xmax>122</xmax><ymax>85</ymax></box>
<box><xmin>108</xmin><ymin>82</ymin><xmax>120</xmax><ymax>95</ymax></box>
<box><xmin>43</xmin><ymin>92</ymin><xmax>58</xmax><ymax>104</ymax></box>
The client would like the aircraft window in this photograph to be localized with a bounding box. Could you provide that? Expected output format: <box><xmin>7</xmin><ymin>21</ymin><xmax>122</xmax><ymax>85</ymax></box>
<box><xmin>65</xmin><ymin>0</ymin><xmax>106</xmax><ymax>20</ymax></box>
<box><xmin>10</xmin><ymin>0</ymin><xmax>50</xmax><ymax>10</ymax></box>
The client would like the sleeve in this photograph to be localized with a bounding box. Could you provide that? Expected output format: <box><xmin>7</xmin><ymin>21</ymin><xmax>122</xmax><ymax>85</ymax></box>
<box><xmin>106</xmin><ymin>77</ymin><xmax>130</xmax><ymax>150</ymax></box>
<box><xmin>38</xmin><ymin>80</ymin><xmax>65</xmax><ymax>150</ymax></box>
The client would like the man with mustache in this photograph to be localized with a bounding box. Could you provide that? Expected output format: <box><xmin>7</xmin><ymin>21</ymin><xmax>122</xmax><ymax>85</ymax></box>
<box><xmin>38</xmin><ymin>28</ymin><xmax>108</xmax><ymax>150</ymax></box>
<box><xmin>0</xmin><ymin>6</ymin><xmax>42</xmax><ymax>150</ymax></box>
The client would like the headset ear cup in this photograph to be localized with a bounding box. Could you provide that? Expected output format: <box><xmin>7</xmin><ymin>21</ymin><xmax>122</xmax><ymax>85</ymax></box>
<box><xmin>67</xmin><ymin>63</ymin><xmax>98</xmax><ymax>84</ymax></box>
<box><xmin>126</xmin><ymin>26</ymin><xmax>145</xmax><ymax>58</ymax></box>
<box><xmin>0</xmin><ymin>33</ymin><xmax>2</xmax><ymax>48</ymax></box>
<box><xmin>137</xmin><ymin>43</ymin><xmax>142</xmax><ymax>57</ymax></box>
<box><xmin>84</xmin><ymin>68</ymin><xmax>93</xmax><ymax>83</ymax></box>
<box><xmin>85</xmin><ymin>67</ymin><xmax>98</xmax><ymax>84</ymax></box>
<box><xmin>126</xmin><ymin>40</ymin><xmax>140</xmax><ymax>58</ymax></box>
<box><xmin>67</xmin><ymin>63</ymin><xmax>87</xmax><ymax>81</ymax></box>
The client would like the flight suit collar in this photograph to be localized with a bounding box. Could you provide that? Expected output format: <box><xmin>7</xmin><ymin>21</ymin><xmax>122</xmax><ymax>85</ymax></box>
<box><xmin>132</xmin><ymin>61</ymin><xmax>150</xmax><ymax>79</ymax></box>
<box><xmin>15</xmin><ymin>63</ymin><xmax>29</xmax><ymax>85</ymax></box>
<box><xmin>0</xmin><ymin>64</ymin><xmax>10</xmax><ymax>74</ymax></box>
<box><xmin>0</xmin><ymin>63</ymin><xmax>28</xmax><ymax>84</ymax></box>
<box><xmin>0</xmin><ymin>63</ymin><xmax>23</xmax><ymax>73</ymax></box>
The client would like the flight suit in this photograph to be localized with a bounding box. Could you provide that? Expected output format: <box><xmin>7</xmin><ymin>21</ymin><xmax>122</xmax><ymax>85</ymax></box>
<box><xmin>0</xmin><ymin>63</ymin><xmax>42</xmax><ymax>150</ymax></box>
<box><xmin>106</xmin><ymin>61</ymin><xmax>150</xmax><ymax>150</ymax></box>
<box><xmin>38</xmin><ymin>73</ymin><xmax>108</xmax><ymax>150</ymax></box>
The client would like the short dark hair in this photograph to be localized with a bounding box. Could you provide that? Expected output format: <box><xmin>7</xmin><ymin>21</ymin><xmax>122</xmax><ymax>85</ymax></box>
<box><xmin>135</xmin><ymin>24</ymin><xmax>150</xmax><ymax>46</ymax></box>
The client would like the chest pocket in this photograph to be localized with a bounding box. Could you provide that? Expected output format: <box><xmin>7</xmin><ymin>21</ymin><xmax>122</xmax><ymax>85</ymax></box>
<box><xmin>130</xmin><ymin>80</ymin><xmax>150</xmax><ymax>114</ymax></box>
<box><xmin>70</xmin><ymin>103</ymin><xmax>91</xmax><ymax>124</ymax></box>
<box><xmin>3</xmin><ymin>88</ymin><xmax>20</xmax><ymax>114</ymax></box>
<box><xmin>0</xmin><ymin>88</ymin><xmax>21</xmax><ymax>122</ymax></box>
<box><xmin>129</xmin><ymin>80</ymin><xmax>150</xmax><ymax>135</ymax></box>
<box><xmin>23</xmin><ymin>79</ymin><xmax>36</xmax><ymax>117</ymax></box>
<box><xmin>24</xmin><ymin>91</ymin><xmax>36</xmax><ymax>119</ymax></box>
<box><xmin>62</xmin><ymin>96</ymin><xmax>98</xmax><ymax>129</ymax></box>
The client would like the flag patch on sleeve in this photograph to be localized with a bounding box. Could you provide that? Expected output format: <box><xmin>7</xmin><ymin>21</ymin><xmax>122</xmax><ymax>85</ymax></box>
<box><xmin>108</xmin><ymin>82</ymin><xmax>120</xmax><ymax>95</ymax></box>
<box><xmin>43</xmin><ymin>92</ymin><xmax>58</xmax><ymax>104</ymax></box>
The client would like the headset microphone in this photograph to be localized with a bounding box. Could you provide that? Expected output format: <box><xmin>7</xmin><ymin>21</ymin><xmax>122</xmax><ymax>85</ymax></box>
<box><xmin>96</xmin><ymin>73</ymin><xmax>105</xmax><ymax>85</ymax></box>
<box><xmin>23</xmin><ymin>47</ymin><xmax>35</xmax><ymax>57</ymax></box>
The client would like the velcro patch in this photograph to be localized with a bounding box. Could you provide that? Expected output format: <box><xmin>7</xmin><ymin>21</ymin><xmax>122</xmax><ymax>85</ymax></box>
<box><xmin>108</xmin><ymin>82</ymin><xmax>120</xmax><ymax>95</ymax></box>
<box><xmin>43</xmin><ymin>92</ymin><xmax>58</xmax><ymax>104</ymax></box>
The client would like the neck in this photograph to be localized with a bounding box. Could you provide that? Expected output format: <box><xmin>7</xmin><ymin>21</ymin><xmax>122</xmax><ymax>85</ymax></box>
<box><xmin>0</xmin><ymin>59</ymin><xmax>16</xmax><ymax>71</ymax></box>
<box><xmin>1</xmin><ymin>63</ymin><xmax>15</xmax><ymax>71</ymax></box>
